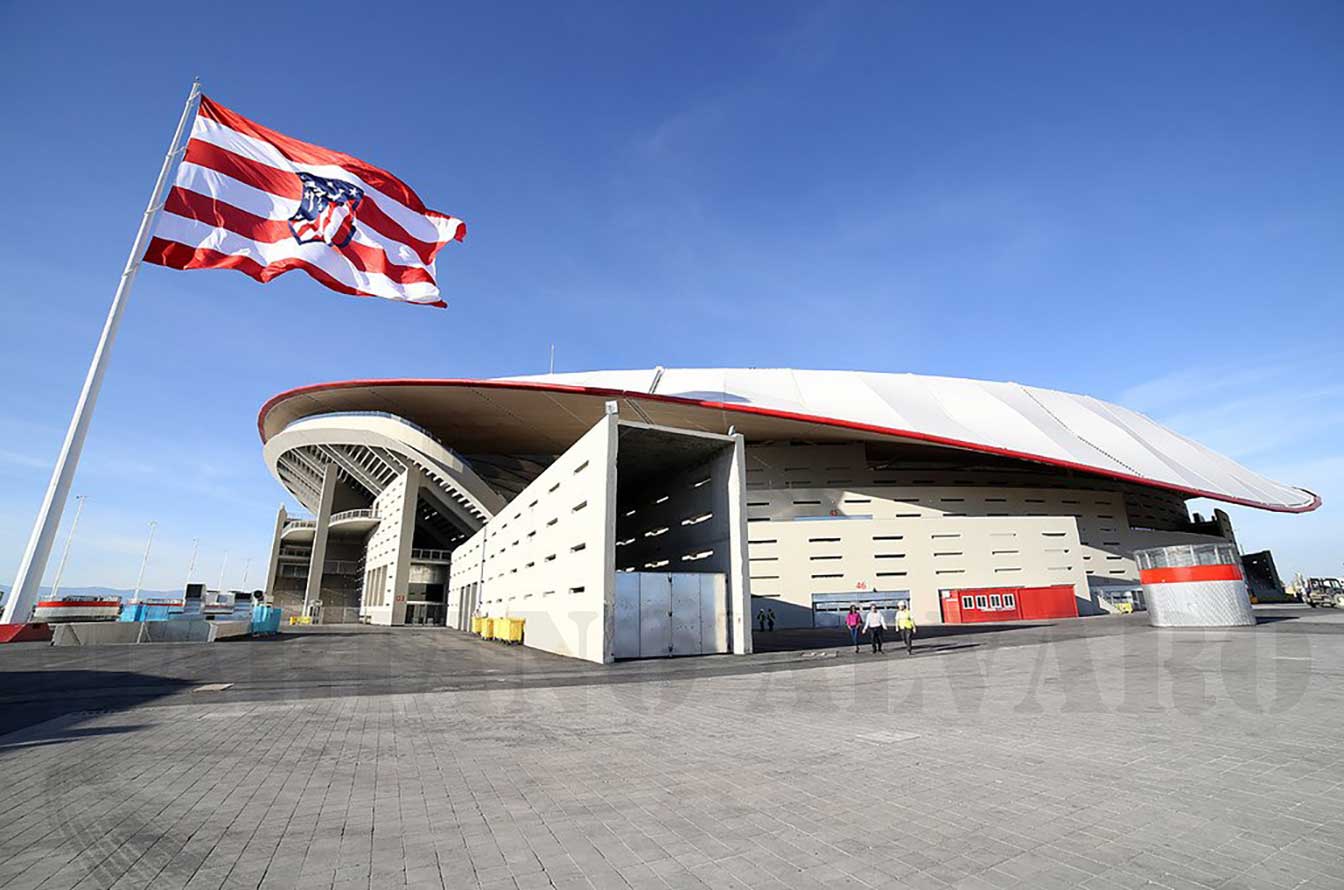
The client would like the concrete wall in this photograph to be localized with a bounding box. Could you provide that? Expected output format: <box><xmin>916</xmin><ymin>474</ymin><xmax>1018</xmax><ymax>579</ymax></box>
<box><xmin>616</xmin><ymin>450</ymin><xmax>731</xmax><ymax>575</ymax></box>
<box><xmin>449</xmin><ymin>417</ymin><xmax>754</xmax><ymax>662</ymax></box>
<box><xmin>449</xmin><ymin>415</ymin><xmax>617</xmax><ymax>662</ymax></box>
<box><xmin>739</xmin><ymin>443</ymin><xmax>1228</xmax><ymax>626</ymax></box>
<box><xmin>360</xmin><ymin>469</ymin><xmax>421</xmax><ymax>626</ymax></box>
<box><xmin>743</xmin><ymin>443</ymin><xmax>1197</xmax><ymax>533</ymax></box>
<box><xmin>749</xmin><ymin>515</ymin><xmax>1091</xmax><ymax>626</ymax></box>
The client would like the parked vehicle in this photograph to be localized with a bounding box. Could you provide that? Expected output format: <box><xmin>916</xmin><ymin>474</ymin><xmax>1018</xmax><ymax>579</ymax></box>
<box><xmin>1302</xmin><ymin>577</ymin><xmax>1344</xmax><ymax>609</ymax></box>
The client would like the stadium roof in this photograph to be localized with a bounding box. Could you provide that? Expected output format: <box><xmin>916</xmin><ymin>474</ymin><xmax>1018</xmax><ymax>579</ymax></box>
<box><xmin>259</xmin><ymin>368</ymin><xmax>1320</xmax><ymax>513</ymax></box>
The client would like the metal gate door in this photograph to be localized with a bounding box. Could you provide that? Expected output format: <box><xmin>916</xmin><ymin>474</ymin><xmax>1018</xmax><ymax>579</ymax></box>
<box><xmin>671</xmin><ymin>574</ymin><xmax>703</xmax><ymax>656</ymax></box>
<box><xmin>699</xmin><ymin>574</ymin><xmax>729</xmax><ymax>653</ymax></box>
<box><xmin>612</xmin><ymin>572</ymin><xmax>729</xmax><ymax>659</ymax></box>
<box><xmin>613</xmin><ymin>573</ymin><xmax>642</xmax><ymax>657</ymax></box>
<box><xmin>639</xmin><ymin>572</ymin><xmax>673</xmax><ymax>657</ymax></box>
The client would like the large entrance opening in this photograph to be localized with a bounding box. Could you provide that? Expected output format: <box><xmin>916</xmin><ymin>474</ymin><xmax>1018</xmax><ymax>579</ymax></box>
<box><xmin>447</xmin><ymin>415</ymin><xmax>751</xmax><ymax>663</ymax></box>
<box><xmin>611</xmin><ymin>423</ymin><xmax>745</xmax><ymax>659</ymax></box>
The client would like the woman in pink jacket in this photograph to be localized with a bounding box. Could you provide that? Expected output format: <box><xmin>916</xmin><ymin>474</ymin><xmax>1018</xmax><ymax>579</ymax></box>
<box><xmin>844</xmin><ymin>605</ymin><xmax>862</xmax><ymax>653</ymax></box>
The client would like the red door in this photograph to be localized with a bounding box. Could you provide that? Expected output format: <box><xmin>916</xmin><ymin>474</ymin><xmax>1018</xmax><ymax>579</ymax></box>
<box><xmin>1017</xmin><ymin>584</ymin><xmax>1078</xmax><ymax>620</ymax></box>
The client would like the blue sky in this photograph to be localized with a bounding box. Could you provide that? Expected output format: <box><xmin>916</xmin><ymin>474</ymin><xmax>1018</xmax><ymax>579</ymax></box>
<box><xmin>1</xmin><ymin>1</ymin><xmax>1341</xmax><ymax>591</ymax></box>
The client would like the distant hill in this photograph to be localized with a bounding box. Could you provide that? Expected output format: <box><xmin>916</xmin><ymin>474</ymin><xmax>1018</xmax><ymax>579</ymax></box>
<box><xmin>0</xmin><ymin>585</ymin><xmax>182</xmax><ymax>602</ymax></box>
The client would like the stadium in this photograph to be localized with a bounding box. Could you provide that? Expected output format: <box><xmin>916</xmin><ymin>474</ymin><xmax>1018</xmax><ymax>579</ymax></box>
<box><xmin>258</xmin><ymin>368</ymin><xmax>1318</xmax><ymax>663</ymax></box>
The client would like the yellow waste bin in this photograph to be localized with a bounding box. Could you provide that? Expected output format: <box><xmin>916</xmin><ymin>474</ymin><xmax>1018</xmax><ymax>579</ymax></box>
<box><xmin>491</xmin><ymin>617</ymin><xmax>511</xmax><ymax>641</ymax></box>
<box><xmin>496</xmin><ymin>617</ymin><xmax>525</xmax><ymax>644</ymax></box>
<box><xmin>470</xmin><ymin>615</ymin><xmax>483</xmax><ymax>635</ymax></box>
<box><xmin>480</xmin><ymin>617</ymin><xmax>495</xmax><ymax>638</ymax></box>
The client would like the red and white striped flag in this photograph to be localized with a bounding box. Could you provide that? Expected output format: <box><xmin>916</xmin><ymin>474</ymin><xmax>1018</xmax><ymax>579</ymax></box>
<box><xmin>144</xmin><ymin>95</ymin><xmax>464</xmax><ymax>307</ymax></box>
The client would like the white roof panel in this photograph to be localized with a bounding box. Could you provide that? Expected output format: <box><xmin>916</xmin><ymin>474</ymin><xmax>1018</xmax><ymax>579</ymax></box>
<box><xmin>501</xmin><ymin>367</ymin><xmax>1317</xmax><ymax>512</ymax></box>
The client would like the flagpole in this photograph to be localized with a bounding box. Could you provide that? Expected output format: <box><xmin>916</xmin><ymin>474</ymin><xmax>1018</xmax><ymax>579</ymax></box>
<box><xmin>1</xmin><ymin>80</ymin><xmax>202</xmax><ymax>625</ymax></box>
<box><xmin>48</xmin><ymin>495</ymin><xmax>86</xmax><ymax>600</ymax></box>
<box><xmin>132</xmin><ymin>520</ymin><xmax>157</xmax><ymax>600</ymax></box>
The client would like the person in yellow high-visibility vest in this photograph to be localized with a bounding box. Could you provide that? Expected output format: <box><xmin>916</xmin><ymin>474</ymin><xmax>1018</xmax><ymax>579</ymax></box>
<box><xmin>895</xmin><ymin>601</ymin><xmax>917</xmax><ymax>654</ymax></box>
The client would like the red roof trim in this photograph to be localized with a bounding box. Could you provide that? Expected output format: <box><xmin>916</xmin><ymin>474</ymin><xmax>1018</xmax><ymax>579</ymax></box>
<box><xmin>257</xmin><ymin>378</ymin><xmax>1322</xmax><ymax>515</ymax></box>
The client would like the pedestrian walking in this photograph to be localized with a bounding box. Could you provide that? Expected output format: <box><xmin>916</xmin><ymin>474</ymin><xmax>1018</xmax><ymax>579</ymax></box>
<box><xmin>844</xmin><ymin>605</ymin><xmax>862</xmax><ymax>652</ymax></box>
<box><xmin>757</xmin><ymin>608</ymin><xmax>767</xmax><ymax>633</ymax></box>
<box><xmin>766</xmin><ymin>608</ymin><xmax>776</xmax><ymax>632</ymax></box>
<box><xmin>863</xmin><ymin>604</ymin><xmax>886</xmax><ymax>653</ymax></box>
<box><xmin>895</xmin><ymin>601</ymin><xmax>917</xmax><ymax>654</ymax></box>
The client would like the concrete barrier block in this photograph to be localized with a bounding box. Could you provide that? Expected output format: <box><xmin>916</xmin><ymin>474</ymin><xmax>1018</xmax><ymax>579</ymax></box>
<box><xmin>142</xmin><ymin>620</ymin><xmax>214</xmax><ymax>643</ymax></box>
<box><xmin>52</xmin><ymin>622</ymin><xmax>147</xmax><ymax>646</ymax></box>
<box><xmin>209</xmin><ymin>620</ymin><xmax>252</xmax><ymax>641</ymax></box>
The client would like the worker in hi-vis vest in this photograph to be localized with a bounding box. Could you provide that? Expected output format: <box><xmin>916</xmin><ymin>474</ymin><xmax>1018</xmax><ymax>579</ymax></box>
<box><xmin>895</xmin><ymin>602</ymin><xmax>917</xmax><ymax>655</ymax></box>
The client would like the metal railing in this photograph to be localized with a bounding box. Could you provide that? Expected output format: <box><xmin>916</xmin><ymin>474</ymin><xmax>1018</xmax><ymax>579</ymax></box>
<box><xmin>277</xmin><ymin>559</ymin><xmax>362</xmax><ymax>578</ymax></box>
<box><xmin>283</xmin><ymin>510</ymin><xmax>377</xmax><ymax>535</ymax></box>
<box><xmin>331</xmin><ymin>508</ymin><xmax>378</xmax><ymax>522</ymax></box>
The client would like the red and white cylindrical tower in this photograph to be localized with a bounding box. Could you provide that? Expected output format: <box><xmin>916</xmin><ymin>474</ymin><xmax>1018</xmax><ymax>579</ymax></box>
<box><xmin>1134</xmin><ymin>542</ymin><xmax>1254</xmax><ymax>627</ymax></box>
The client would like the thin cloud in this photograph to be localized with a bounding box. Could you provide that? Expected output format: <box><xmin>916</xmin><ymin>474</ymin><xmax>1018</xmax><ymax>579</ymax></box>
<box><xmin>0</xmin><ymin>449</ymin><xmax>49</xmax><ymax>470</ymax></box>
<box><xmin>1118</xmin><ymin>361</ymin><xmax>1343</xmax><ymax>577</ymax></box>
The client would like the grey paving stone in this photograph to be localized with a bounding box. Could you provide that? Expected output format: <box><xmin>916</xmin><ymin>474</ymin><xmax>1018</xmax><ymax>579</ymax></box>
<box><xmin>2</xmin><ymin>611</ymin><xmax>1343</xmax><ymax>890</ymax></box>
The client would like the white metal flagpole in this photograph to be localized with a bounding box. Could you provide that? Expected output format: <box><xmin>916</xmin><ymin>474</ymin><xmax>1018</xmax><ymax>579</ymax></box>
<box><xmin>1</xmin><ymin>81</ymin><xmax>202</xmax><ymax>625</ymax></box>
<box><xmin>48</xmin><ymin>495</ymin><xmax>86</xmax><ymax>600</ymax></box>
<box><xmin>132</xmin><ymin>520</ymin><xmax>157</xmax><ymax>600</ymax></box>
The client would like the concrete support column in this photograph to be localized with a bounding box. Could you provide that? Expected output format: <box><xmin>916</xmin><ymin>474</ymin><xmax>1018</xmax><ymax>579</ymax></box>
<box><xmin>263</xmin><ymin>504</ymin><xmax>287</xmax><ymax>601</ymax></box>
<box><xmin>725</xmin><ymin>432</ymin><xmax>753</xmax><ymax>655</ymax></box>
<box><xmin>388</xmin><ymin>469</ymin><xmax>421</xmax><ymax>625</ymax></box>
<box><xmin>303</xmin><ymin>466</ymin><xmax>337</xmax><ymax>617</ymax></box>
<box><xmin>598</xmin><ymin>411</ymin><xmax>619</xmax><ymax>664</ymax></box>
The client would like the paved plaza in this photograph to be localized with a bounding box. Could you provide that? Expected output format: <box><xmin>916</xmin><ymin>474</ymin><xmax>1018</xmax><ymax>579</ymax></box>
<box><xmin>1</xmin><ymin>607</ymin><xmax>1342</xmax><ymax>890</ymax></box>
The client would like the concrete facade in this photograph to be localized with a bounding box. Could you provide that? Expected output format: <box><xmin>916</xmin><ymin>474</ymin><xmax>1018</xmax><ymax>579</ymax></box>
<box><xmin>738</xmin><ymin>443</ymin><xmax>1233</xmax><ymax>626</ymax></box>
<box><xmin>447</xmin><ymin>416</ymin><xmax>753</xmax><ymax>662</ymax></box>
<box><xmin>360</xmin><ymin>468</ymin><xmax>422</xmax><ymax>625</ymax></box>
<box><xmin>449</xmin><ymin>415</ymin><xmax>618</xmax><ymax>661</ymax></box>
<box><xmin>253</xmin><ymin>368</ymin><xmax>1311</xmax><ymax>654</ymax></box>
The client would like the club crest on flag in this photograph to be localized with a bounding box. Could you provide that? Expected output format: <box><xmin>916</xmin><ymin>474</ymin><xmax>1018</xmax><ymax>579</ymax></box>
<box><xmin>288</xmin><ymin>173</ymin><xmax>364</xmax><ymax>248</ymax></box>
<box><xmin>145</xmin><ymin>94</ymin><xmax>464</xmax><ymax>306</ymax></box>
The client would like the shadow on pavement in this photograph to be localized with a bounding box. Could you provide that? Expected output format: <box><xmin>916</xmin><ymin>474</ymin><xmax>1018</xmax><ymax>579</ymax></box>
<box><xmin>218</xmin><ymin>630</ymin><xmax>377</xmax><ymax>642</ymax></box>
<box><xmin>0</xmin><ymin>670</ymin><xmax>196</xmax><ymax>737</ymax></box>
<box><xmin>752</xmin><ymin>621</ymin><xmax>1052</xmax><ymax>653</ymax></box>
<box><xmin>0</xmin><ymin>723</ymin><xmax>153</xmax><ymax>752</ymax></box>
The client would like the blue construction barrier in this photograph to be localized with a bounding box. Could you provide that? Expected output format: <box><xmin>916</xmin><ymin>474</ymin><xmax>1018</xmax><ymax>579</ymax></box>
<box><xmin>142</xmin><ymin>603</ymin><xmax>174</xmax><ymax>622</ymax></box>
<box><xmin>250</xmin><ymin>605</ymin><xmax>282</xmax><ymax>636</ymax></box>
<box><xmin>119</xmin><ymin>602</ymin><xmax>177</xmax><ymax>622</ymax></box>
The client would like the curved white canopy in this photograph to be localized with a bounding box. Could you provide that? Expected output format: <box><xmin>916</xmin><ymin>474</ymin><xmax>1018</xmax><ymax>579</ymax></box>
<box><xmin>259</xmin><ymin>368</ymin><xmax>1319</xmax><ymax>514</ymax></box>
<box><xmin>498</xmin><ymin>368</ymin><xmax>1318</xmax><ymax>513</ymax></box>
